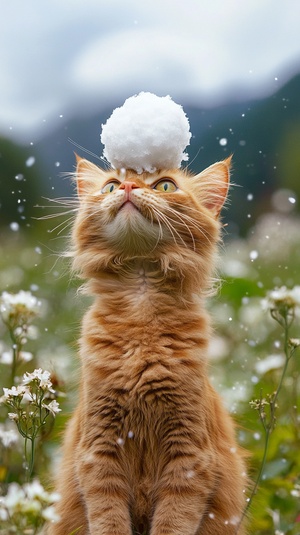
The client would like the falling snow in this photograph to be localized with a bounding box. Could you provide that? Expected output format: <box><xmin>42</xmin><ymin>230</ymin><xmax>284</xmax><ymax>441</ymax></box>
<box><xmin>219</xmin><ymin>137</ymin><xmax>227</xmax><ymax>146</ymax></box>
<box><xmin>25</xmin><ymin>156</ymin><xmax>35</xmax><ymax>167</ymax></box>
<box><xmin>10</xmin><ymin>222</ymin><xmax>19</xmax><ymax>232</ymax></box>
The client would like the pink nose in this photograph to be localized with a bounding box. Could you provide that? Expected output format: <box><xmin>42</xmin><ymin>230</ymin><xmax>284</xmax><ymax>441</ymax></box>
<box><xmin>119</xmin><ymin>181</ymin><xmax>139</xmax><ymax>193</ymax></box>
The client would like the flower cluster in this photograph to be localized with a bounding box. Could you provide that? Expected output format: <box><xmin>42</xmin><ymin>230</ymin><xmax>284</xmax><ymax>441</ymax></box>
<box><xmin>0</xmin><ymin>290</ymin><xmax>42</xmax><ymax>379</ymax></box>
<box><xmin>0</xmin><ymin>287</ymin><xmax>64</xmax><ymax>532</ymax></box>
<box><xmin>0</xmin><ymin>290</ymin><xmax>41</xmax><ymax>325</ymax></box>
<box><xmin>0</xmin><ymin>424</ymin><xmax>19</xmax><ymax>448</ymax></box>
<box><xmin>262</xmin><ymin>286</ymin><xmax>300</xmax><ymax>313</ymax></box>
<box><xmin>0</xmin><ymin>479</ymin><xmax>60</xmax><ymax>529</ymax></box>
<box><xmin>1</xmin><ymin>368</ymin><xmax>61</xmax><ymax>425</ymax></box>
<box><xmin>261</xmin><ymin>285</ymin><xmax>300</xmax><ymax>328</ymax></box>
<box><xmin>0</xmin><ymin>368</ymin><xmax>61</xmax><ymax>478</ymax></box>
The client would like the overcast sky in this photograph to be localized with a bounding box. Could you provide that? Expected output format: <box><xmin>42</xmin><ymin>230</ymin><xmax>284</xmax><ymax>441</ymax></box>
<box><xmin>1</xmin><ymin>0</ymin><xmax>300</xmax><ymax>142</ymax></box>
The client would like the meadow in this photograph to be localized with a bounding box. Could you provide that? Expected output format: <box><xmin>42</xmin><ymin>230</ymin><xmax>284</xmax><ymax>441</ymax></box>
<box><xmin>0</xmin><ymin>205</ymin><xmax>299</xmax><ymax>534</ymax></box>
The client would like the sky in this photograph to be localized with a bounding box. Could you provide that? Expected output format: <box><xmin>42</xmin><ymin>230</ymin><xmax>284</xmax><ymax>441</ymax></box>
<box><xmin>1</xmin><ymin>0</ymin><xmax>300</xmax><ymax>143</ymax></box>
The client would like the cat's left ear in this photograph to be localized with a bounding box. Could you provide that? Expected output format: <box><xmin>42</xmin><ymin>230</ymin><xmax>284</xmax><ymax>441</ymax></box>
<box><xmin>192</xmin><ymin>156</ymin><xmax>231</xmax><ymax>217</ymax></box>
<box><xmin>75</xmin><ymin>155</ymin><xmax>105</xmax><ymax>198</ymax></box>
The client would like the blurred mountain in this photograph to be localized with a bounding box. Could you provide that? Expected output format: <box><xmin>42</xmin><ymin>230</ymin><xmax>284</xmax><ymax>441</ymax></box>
<box><xmin>1</xmin><ymin>73</ymin><xmax>300</xmax><ymax>235</ymax></box>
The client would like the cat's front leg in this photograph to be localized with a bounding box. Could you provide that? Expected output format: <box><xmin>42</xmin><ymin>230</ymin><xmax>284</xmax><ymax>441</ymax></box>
<box><xmin>77</xmin><ymin>446</ymin><xmax>132</xmax><ymax>535</ymax></box>
<box><xmin>150</xmin><ymin>453</ymin><xmax>216</xmax><ymax>535</ymax></box>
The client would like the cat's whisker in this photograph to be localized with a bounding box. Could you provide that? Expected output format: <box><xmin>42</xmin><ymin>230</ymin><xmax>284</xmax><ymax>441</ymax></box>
<box><xmin>151</xmin><ymin>206</ymin><xmax>177</xmax><ymax>245</ymax></box>
<box><xmin>47</xmin><ymin>215</ymin><xmax>76</xmax><ymax>235</ymax></box>
<box><xmin>166</xmin><ymin>204</ymin><xmax>213</xmax><ymax>246</ymax></box>
<box><xmin>67</xmin><ymin>138</ymin><xmax>104</xmax><ymax>164</ymax></box>
<box><xmin>41</xmin><ymin>196</ymin><xmax>81</xmax><ymax>207</ymax></box>
<box><xmin>162</xmin><ymin>207</ymin><xmax>196</xmax><ymax>251</ymax></box>
<box><xmin>36</xmin><ymin>208</ymin><xmax>78</xmax><ymax>222</ymax></box>
<box><xmin>151</xmin><ymin>205</ymin><xmax>187</xmax><ymax>248</ymax></box>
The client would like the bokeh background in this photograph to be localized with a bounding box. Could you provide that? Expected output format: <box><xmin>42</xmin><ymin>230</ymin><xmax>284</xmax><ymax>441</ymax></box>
<box><xmin>1</xmin><ymin>0</ymin><xmax>300</xmax><ymax>236</ymax></box>
<box><xmin>1</xmin><ymin>2</ymin><xmax>300</xmax><ymax>534</ymax></box>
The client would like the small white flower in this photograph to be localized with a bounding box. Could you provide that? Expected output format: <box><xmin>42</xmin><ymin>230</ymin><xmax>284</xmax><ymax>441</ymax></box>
<box><xmin>0</xmin><ymin>506</ymin><xmax>9</xmax><ymax>521</ymax></box>
<box><xmin>263</xmin><ymin>285</ymin><xmax>300</xmax><ymax>311</ymax></box>
<box><xmin>290</xmin><ymin>286</ymin><xmax>300</xmax><ymax>305</ymax></box>
<box><xmin>289</xmin><ymin>338</ymin><xmax>300</xmax><ymax>349</ymax></box>
<box><xmin>23</xmin><ymin>368</ymin><xmax>54</xmax><ymax>392</ymax></box>
<box><xmin>8</xmin><ymin>412</ymin><xmax>19</xmax><ymax>421</ymax></box>
<box><xmin>1</xmin><ymin>482</ymin><xmax>25</xmax><ymax>512</ymax></box>
<box><xmin>45</xmin><ymin>400</ymin><xmax>61</xmax><ymax>416</ymax></box>
<box><xmin>0</xmin><ymin>427</ymin><xmax>19</xmax><ymax>448</ymax></box>
<box><xmin>19</xmin><ymin>351</ymin><xmax>33</xmax><ymax>363</ymax></box>
<box><xmin>24</xmin><ymin>480</ymin><xmax>48</xmax><ymax>501</ymax></box>
<box><xmin>0</xmin><ymin>290</ymin><xmax>41</xmax><ymax>322</ymax></box>
<box><xmin>255</xmin><ymin>354</ymin><xmax>285</xmax><ymax>375</ymax></box>
<box><xmin>2</xmin><ymin>384</ymin><xmax>29</xmax><ymax>401</ymax></box>
<box><xmin>0</xmin><ymin>350</ymin><xmax>13</xmax><ymax>365</ymax></box>
<box><xmin>42</xmin><ymin>505</ymin><xmax>61</xmax><ymax>523</ymax></box>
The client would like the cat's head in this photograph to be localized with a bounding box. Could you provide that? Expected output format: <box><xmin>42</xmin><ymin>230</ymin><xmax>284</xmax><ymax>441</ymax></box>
<box><xmin>71</xmin><ymin>157</ymin><xmax>231</xmax><ymax>291</ymax></box>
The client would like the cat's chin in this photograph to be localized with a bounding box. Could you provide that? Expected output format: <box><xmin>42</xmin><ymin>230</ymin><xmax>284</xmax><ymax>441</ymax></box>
<box><xmin>103</xmin><ymin>204</ymin><xmax>161</xmax><ymax>255</ymax></box>
<box><xmin>119</xmin><ymin>200</ymin><xmax>140</xmax><ymax>213</ymax></box>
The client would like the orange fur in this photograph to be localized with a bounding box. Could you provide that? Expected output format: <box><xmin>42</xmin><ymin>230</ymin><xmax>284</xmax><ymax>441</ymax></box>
<box><xmin>46</xmin><ymin>157</ymin><xmax>247</xmax><ymax>535</ymax></box>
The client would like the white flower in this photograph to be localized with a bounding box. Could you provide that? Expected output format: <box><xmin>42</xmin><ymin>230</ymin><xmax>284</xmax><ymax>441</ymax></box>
<box><xmin>263</xmin><ymin>285</ymin><xmax>300</xmax><ymax>311</ymax></box>
<box><xmin>0</xmin><ymin>350</ymin><xmax>13</xmax><ymax>365</ymax></box>
<box><xmin>291</xmin><ymin>484</ymin><xmax>300</xmax><ymax>498</ymax></box>
<box><xmin>20</xmin><ymin>351</ymin><xmax>33</xmax><ymax>363</ymax></box>
<box><xmin>0</xmin><ymin>427</ymin><xmax>19</xmax><ymax>448</ymax></box>
<box><xmin>1</xmin><ymin>482</ymin><xmax>25</xmax><ymax>512</ymax></box>
<box><xmin>42</xmin><ymin>505</ymin><xmax>61</xmax><ymax>523</ymax></box>
<box><xmin>0</xmin><ymin>290</ymin><xmax>41</xmax><ymax>322</ymax></box>
<box><xmin>289</xmin><ymin>338</ymin><xmax>300</xmax><ymax>348</ymax></box>
<box><xmin>290</xmin><ymin>286</ymin><xmax>300</xmax><ymax>305</ymax></box>
<box><xmin>22</xmin><ymin>368</ymin><xmax>54</xmax><ymax>392</ymax></box>
<box><xmin>24</xmin><ymin>480</ymin><xmax>48</xmax><ymax>501</ymax></box>
<box><xmin>0</xmin><ymin>506</ymin><xmax>8</xmax><ymax>521</ymax></box>
<box><xmin>1</xmin><ymin>350</ymin><xmax>34</xmax><ymax>365</ymax></box>
<box><xmin>2</xmin><ymin>384</ymin><xmax>29</xmax><ymax>401</ymax></box>
<box><xmin>255</xmin><ymin>354</ymin><xmax>285</xmax><ymax>375</ymax></box>
<box><xmin>8</xmin><ymin>412</ymin><xmax>19</xmax><ymax>421</ymax></box>
<box><xmin>44</xmin><ymin>400</ymin><xmax>61</xmax><ymax>416</ymax></box>
<box><xmin>0</xmin><ymin>480</ymin><xmax>61</xmax><ymax>521</ymax></box>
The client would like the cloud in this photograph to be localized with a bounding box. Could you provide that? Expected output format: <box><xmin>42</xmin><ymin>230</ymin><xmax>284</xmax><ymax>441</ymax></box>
<box><xmin>1</xmin><ymin>0</ymin><xmax>300</xmax><ymax>141</ymax></box>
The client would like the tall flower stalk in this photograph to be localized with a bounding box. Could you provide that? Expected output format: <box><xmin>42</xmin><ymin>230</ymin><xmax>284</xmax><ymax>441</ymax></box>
<box><xmin>0</xmin><ymin>291</ymin><xmax>41</xmax><ymax>384</ymax></box>
<box><xmin>1</xmin><ymin>370</ymin><xmax>61</xmax><ymax>479</ymax></box>
<box><xmin>236</xmin><ymin>286</ymin><xmax>300</xmax><ymax>532</ymax></box>
<box><xmin>0</xmin><ymin>291</ymin><xmax>62</xmax><ymax>532</ymax></box>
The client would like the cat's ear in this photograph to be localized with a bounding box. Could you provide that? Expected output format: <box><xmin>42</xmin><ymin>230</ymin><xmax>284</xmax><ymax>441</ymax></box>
<box><xmin>75</xmin><ymin>155</ymin><xmax>105</xmax><ymax>197</ymax></box>
<box><xmin>192</xmin><ymin>156</ymin><xmax>231</xmax><ymax>217</ymax></box>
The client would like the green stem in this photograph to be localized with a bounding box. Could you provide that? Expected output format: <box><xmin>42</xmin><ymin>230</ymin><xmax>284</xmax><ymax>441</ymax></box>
<box><xmin>10</xmin><ymin>342</ymin><xmax>19</xmax><ymax>386</ymax></box>
<box><xmin>238</xmin><ymin>425</ymin><xmax>271</xmax><ymax>529</ymax></box>
<box><xmin>24</xmin><ymin>435</ymin><xmax>36</xmax><ymax>481</ymax></box>
<box><xmin>28</xmin><ymin>437</ymin><xmax>35</xmax><ymax>479</ymax></box>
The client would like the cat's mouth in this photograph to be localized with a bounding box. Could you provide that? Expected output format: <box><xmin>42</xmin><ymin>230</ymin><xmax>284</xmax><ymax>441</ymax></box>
<box><xmin>119</xmin><ymin>200</ymin><xmax>141</xmax><ymax>213</ymax></box>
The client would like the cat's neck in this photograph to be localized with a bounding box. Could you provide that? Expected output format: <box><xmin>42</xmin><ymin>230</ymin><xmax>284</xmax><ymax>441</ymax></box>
<box><xmin>81</xmin><ymin>259</ymin><xmax>212</xmax><ymax>359</ymax></box>
<box><xmin>83</xmin><ymin>258</ymin><xmax>207</xmax><ymax>317</ymax></box>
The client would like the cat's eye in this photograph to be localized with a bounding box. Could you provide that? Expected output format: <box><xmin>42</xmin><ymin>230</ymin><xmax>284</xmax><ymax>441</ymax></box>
<box><xmin>101</xmin><ymin>181</ymin><xmax>121</xmax><ymax>194</ymax></box>
<box><xmin>153</xmin><ymin>179</ymin><xmax>177</xmax><ymax>193</ymax></box>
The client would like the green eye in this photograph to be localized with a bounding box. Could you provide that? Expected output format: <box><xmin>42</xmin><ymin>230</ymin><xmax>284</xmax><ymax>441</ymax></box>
<box><xmin>153</xmin><ymin>179</ymin><xmax>177</xmax><ymax>193</ymax></box>
<box><xmin>101</xmin><ymin>181</ymin><xmax>120</xmax><ymax>194</ymax></box>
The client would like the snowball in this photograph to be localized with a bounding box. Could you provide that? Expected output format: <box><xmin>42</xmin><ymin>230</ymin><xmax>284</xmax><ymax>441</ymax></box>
<box><xmin>100</xmin><ymin>92</ymin><xmax>191</xmax><ymax>174</ymax></box>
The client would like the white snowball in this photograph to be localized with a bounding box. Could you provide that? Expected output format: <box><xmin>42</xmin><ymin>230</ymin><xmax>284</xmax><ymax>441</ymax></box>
<box><xmin>100</xmin><ymin>92</ymin><xmax>191</xmax><ymax>173</ymax></box>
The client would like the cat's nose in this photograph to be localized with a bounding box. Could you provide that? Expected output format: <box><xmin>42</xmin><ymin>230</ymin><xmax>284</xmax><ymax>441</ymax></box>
<box><xmin>119</xmin><ymin>181</ymin><xmax>139</xmax><ymax>193</ymax></box>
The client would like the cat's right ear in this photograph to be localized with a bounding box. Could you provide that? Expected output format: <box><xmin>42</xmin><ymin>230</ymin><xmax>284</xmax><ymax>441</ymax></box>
<box><xmin>75</xmin><ymin>155</ymin><xmax>104</xmax><ymax>198</ymax></box>
<box><xmin>191</xmin><ymin>157</ymin><xmax>231</xmax><ymax>218</ymax></box>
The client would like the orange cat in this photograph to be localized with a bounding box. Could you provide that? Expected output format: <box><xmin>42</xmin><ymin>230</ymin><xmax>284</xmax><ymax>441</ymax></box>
<box><xmin>46</xmin><ymin>156</ymin><xmax>247</xmax><ymax>535</ymax></box>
